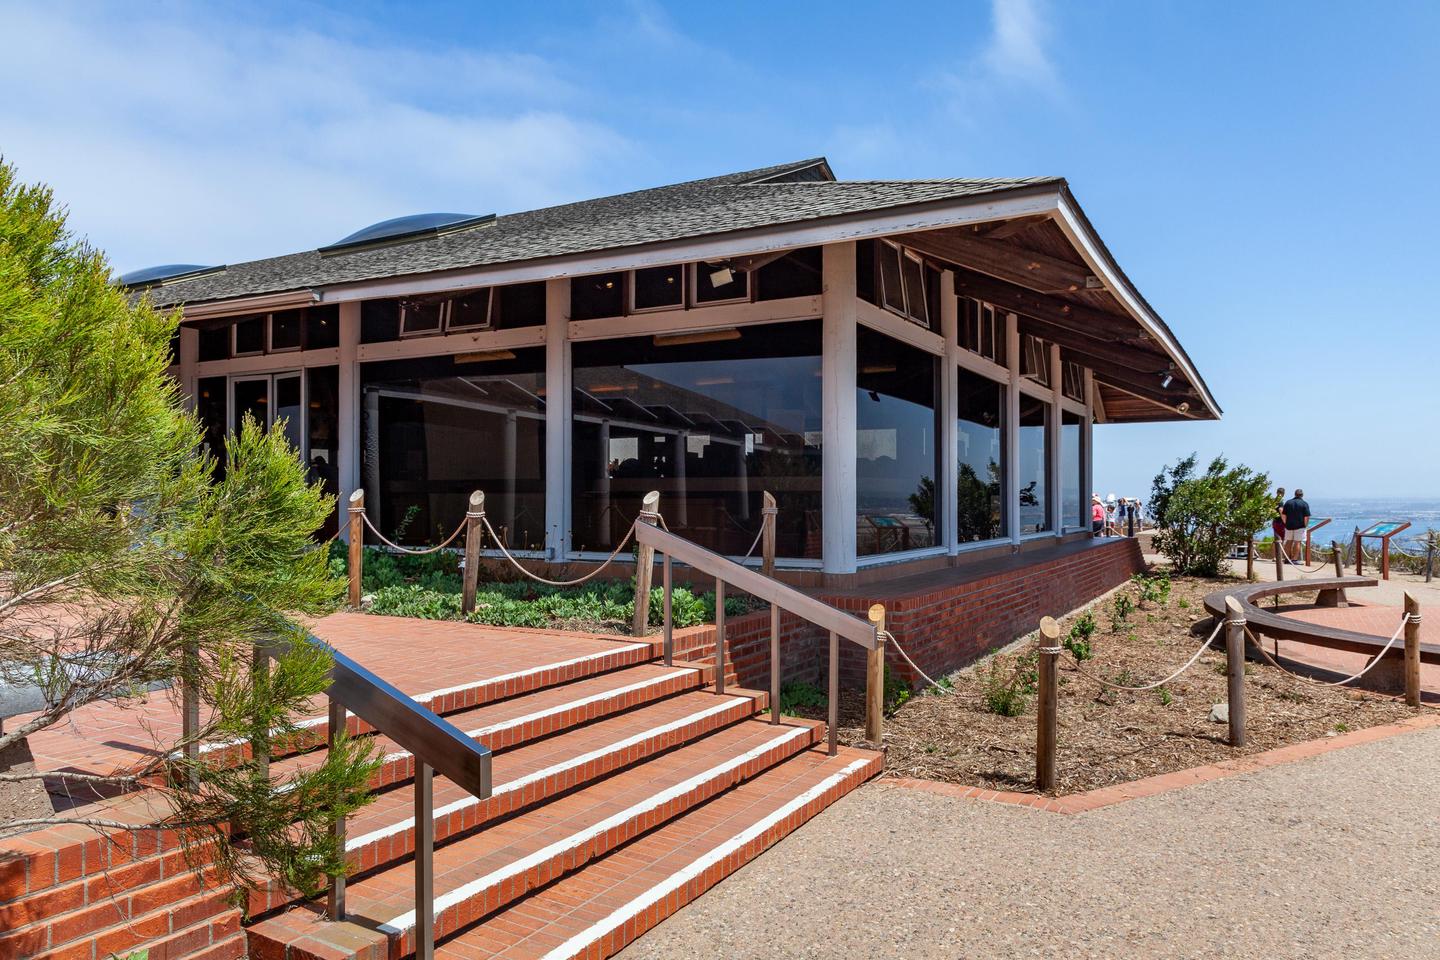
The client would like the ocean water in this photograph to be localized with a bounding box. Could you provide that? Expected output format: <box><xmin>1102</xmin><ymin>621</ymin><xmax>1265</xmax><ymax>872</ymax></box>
<box><xmin>1274</xmin><ymin>497</ymin><xmax>1440</xmax><ymax>551</ymax></box>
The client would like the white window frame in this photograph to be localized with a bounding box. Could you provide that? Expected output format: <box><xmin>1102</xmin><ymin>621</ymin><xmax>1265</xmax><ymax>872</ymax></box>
<box><xmin>876</xmin><ymin>240</ymin><xmax>932</xmax><ymax>329</ymax></box>
<box><xmin>444</xmin><ymin>288</ymin><xmax>494</xmax><ymax>332</ymax></box>
<box><xmin>231</xmin><ymin>314</ymin><xmax>268</xmax><ymax>358</ymax></box>
<box><xmin>266</xmin><ymin>311</ymin><xmax>303</xmax><ymax>354</ymax></box>
<box><xmin>399</xmin><ymin>298</ymin><xmax>448</xmax><ymax>338</ymax></box>
<box><xmin>689</xmin><ymin>261</ymin><xmax>751</xmax><ymax>307</ymax></box>
<box><xmin>629</xmin><ymin>264</ymin><xmax>686</xmax><ymax>314</ymax></box>
<box><xmin>1020</xmin><ymin>332</ymin><xmax>1051</xmax><ymax>387</ymax></box>
<box><xmin>960</xmin><ymin>299</ymin><xmax>1004</xmax><ymax>366</ymax></box>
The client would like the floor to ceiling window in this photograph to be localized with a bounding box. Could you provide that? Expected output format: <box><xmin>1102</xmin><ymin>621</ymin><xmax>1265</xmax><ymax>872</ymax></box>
<box><xmin>1018</xmin><ymin>393</ymin><xmax>1052</xmax><ymax>534</ymax></box>
<box><xmin>956</xmin><ymin>367</ymin><xmax>1006</xmax><ymax>543</ymax></box>
<box><xmin>856</xmin><ymin>327</ymin><xmax>940</xmax><ymax>556</ymax></box>
<box><xmin>570</xmin><ymin>321</ymin><xmax>823</xmax><ymax>558</ymax></box>
<box><xmin>360</xmin><ymin>349</ymin><xmax>546</xmax><ymax>548</ymax></box>
<box><xmin>1061</xmin><ymin>409</ymin><xmax>1084</xmax><ymax>531</ymax></box>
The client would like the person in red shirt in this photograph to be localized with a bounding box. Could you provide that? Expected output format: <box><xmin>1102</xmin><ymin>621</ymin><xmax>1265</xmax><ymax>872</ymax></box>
<box><xmin>1091</xmin><ymin>494</ymin><xmax>1106</xmax><ymax>536</ymax></box>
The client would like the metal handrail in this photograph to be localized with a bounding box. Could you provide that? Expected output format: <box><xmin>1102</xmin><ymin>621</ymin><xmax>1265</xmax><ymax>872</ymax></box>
<box><xmin>636</xmin><ymin>520</ymin><xmax>883</xmax><ymax>756</ymax></box>
<box><xmin>248</xmin><ymin>631</ymin><xmax>492</xmax><ymax>960</ymax></box>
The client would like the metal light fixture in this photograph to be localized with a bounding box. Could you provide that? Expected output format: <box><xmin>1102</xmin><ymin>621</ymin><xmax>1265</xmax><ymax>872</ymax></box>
<box><xmin>708</xmin><ymin>263</ymin><xmax>734</xmax><ymax>286</ymax></box>
<box><xmin>1159</xmin><ymin>365</ymin><xmax>1175</xmax><ymax>390</ymax></box>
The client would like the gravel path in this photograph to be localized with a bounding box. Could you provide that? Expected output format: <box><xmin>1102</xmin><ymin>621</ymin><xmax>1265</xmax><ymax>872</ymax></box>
<box><xmin>619</xmin><ymin>727</ymin><xmax>1440</xmax><ymax>959</ymax></box>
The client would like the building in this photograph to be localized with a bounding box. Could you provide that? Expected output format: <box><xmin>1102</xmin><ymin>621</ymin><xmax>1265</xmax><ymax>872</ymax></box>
<box><xmin>133</xmin><ymin>157</ymin><xmax>1218</xmax><ymax>677</ymax></box>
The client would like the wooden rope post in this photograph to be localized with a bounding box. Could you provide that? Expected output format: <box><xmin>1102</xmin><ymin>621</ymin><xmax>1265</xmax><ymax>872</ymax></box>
<box><xmin>1426</xmin><ymin>543</ymin><xmax>1435</xmax><ymax>583</ymax></box>
<box><xmin>1224</xmin><ymin>596</ymin><xmax>1246</xmax><ymax>747</ymax></box>
<box><xmin>1036</xmin><ymin>616</ymin><xmax>1061</xmax><ymax>793</ymax></box>
<box><xmin>461</xmin><ymin>491</ymin><xmax>485</xmax><ymax>615</ymax></box>
<box><xmin>1355</xmin><ymin>529</ymin><xmax>1363</xmax><ymax>576</ymax></box>
<box><xmin>1332</xmin><ymin>540</ymin><xmax>1344</xmax><ymax>578</ymax></box>
<box><xmin>865</xmin><ymin>604</ymin><xmax>887</xmax><ymax>744</ymax></box>
<box><xmin>1273</xmin><ymin>536</ymin><xmax>1284</xmax><ymax>582</ymax></box>
<box><xmin>632</xmin><ymin>491</ymin><xmax>660</xmax><ymax>637</ymax></box>
<box><xmin>1404</xmin><ymin>592</ymin><xmax>1421</xmax><ymax>708</ymax></box>
<box><xmin>1246</xmin><ymin>535</ymin><xmax>1255</xmax><ymax>581</ymax></box>
<box><xmin>761</xmin><ymin>491</ymin><xmax>777</xmax><ymax>580</ymax></box>
<box><xmin>347</xmin><ymin>489</ymin><xmax>365</xmax><ymax>608</ymax></box>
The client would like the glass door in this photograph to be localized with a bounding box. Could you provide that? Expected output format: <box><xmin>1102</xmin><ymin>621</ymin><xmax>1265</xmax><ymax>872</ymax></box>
<box><xmin>231</xmin><ymin>372</ymin><xmax>305</xmax><ymax>456</ymax></box>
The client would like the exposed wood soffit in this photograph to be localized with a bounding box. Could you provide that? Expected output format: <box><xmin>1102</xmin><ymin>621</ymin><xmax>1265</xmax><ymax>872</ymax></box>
<box><xmin>947</xmin><ymin>266</ymin><xmax>1144</xmax><ymax>343</ymax></box>
<box><xmin>970</xmin><ymin>215</ymin><xmax>1050</xmax><ymax>240</ymax></box>
<box><xmin>899</xmin><ymin>229</ymin><xmax>1095</xmax><ymax>295</ymax></box>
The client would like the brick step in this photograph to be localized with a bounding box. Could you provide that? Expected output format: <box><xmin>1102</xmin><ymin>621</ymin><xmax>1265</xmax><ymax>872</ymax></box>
<box><xmin>433</xmin><ymin>744</ymin><xmax>882</xmax><ymax>960</ymax></box>
<box><xmin>245</xmin><ymin>717</ymin><xmax>822</xmax><ymax>960</ymax></box>
<box><xmin>203</xmin><ymin>633</ymin><xmax>663</xmax><ymax>767</ymax></box>
<box><xmin>248</xmin><ymin>688</ymin><xmax>767</xmax><ymax>915</ymax></box>
<box><xmin>270</xmin><ymin>663</ymin><xmax>705</xmax><ymax>790</ymax></box>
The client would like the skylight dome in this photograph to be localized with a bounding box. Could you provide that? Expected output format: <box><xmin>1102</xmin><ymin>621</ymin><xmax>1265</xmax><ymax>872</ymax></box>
<box><xmin>319</xmin><ymin>212</ymin><xmax>495</xmax><ymax>255</ymax></box>
<box><xmin>117</xmin><ymin>263</ymin><xmax>221</xmax><ymax>288</ymax></box>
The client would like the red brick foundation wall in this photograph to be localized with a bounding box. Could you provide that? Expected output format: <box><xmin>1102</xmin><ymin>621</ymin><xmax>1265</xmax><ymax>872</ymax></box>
<box><xmin>685</xmin><ymin>538</ymin><xmax>1145</xmax><ymax>692</ymax></box>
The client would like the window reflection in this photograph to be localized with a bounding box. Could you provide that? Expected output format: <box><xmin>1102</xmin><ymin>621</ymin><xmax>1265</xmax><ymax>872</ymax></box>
<box><xmin>361</xmin><ymin>350</ymin><xmax>546</xmax><ymax>548</ymax></box>
<box><xmin>956</xmin><ymin>368</ymin><xmax>1005</xmax><ymax>542</ymax></box>
<box><xmin>1018</xmin><ymin>393</ymin><xmax>1051</xmax><ymax>534</ymax></box>
<box><xmin>1061</xmin><ymin>410</ymin><xmax>1083</xmax><ymax>529</ymax></box>
<box><xmin>571</xmin><ymin>322</ymin><xmax>822</xmax><ymax>558</ymax></box>
<box><xmin>856</xmin><ymin>328</ymin><xmax>939</xmax><ymax>555</ymax></box>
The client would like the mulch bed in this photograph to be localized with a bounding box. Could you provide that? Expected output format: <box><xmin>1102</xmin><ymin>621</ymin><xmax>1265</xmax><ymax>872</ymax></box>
<box><xmin>804</xmin><ymin>569</ymin><xmax>1420</xmax><ymax>796</ymax></box>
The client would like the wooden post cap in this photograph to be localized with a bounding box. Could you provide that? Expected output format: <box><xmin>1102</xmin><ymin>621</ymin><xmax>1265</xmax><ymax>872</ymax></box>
<box><xmin>348</xmin><ymin>488</ymin><xmax>364</xmax><ymax>504</ymax></box>
<box><xmin>1225</xmin><ymin>595</ymin><xmax>1244</xmax><ymax>617</ymax></box>
<box><xmin>1038</xmin><ymin>616</ymin><xmax>1061</xmax><ymax>640</ymax></box>
<box><xmin>868</xmin><ymin>603</ymin><xmax>885</xmax><ymax>625</ymax></box>
<box><xmin>469</xmin><ymin>490</ymin><xmax>485</xmax><ymax>509</ymax></box>
<box><xmin>641</xmin><ymin>490</ymin><xmax>660</xmax><ymax>510</ymax></box>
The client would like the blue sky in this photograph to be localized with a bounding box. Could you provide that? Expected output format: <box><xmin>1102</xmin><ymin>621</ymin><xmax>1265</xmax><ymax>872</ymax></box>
<box><xmin>3</xmin><ymin>0</ymin><xmax>1437</xmax><ymax>499</ymax></box>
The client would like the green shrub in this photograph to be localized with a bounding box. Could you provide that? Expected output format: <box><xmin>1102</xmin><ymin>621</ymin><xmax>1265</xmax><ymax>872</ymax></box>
<box><xmin>883</xmin><ymin>666</ymin><xmax>912</xmax><ymax>715</ymax></box>
<box><xmin>1149</xmin><ymin>454</ymin><xmax>1272</xmax><ymax>576</ymax></box>
<box><xmin>1064</xmin><ymin>611</ymin><xmax>1097</xmax><ymax>662</ymax></box>
<box><xmin>1132</xmin><ymin>573</ymin><xmax>1171</xmax><ymax>607</ymax></box>
<box><xmin>779</xmin><ymin>681</ymin><xmax>827</xmax><ymax>714</ymax></box>
<box><xmin>981</xmin><ymin>657</ymin><xmax>1031</xmax><ymax>717</ymax></box>
<box><xmin>1111</xmin><ymin>593</ymin><xmax>1134</xmax><ymax>630</ymax></box>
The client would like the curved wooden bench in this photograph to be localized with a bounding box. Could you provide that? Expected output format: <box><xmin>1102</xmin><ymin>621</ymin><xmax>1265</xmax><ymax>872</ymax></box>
<box><xmin>1203</xmin><ymin>577</ymin><xmax>1440</xmax><ymax>665</ymax></box>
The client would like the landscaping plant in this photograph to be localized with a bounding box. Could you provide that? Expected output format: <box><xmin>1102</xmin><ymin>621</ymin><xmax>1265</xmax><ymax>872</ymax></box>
<box><xmin>0</xmin><ymin>163</ymin><xmax>376</xmax><ymax>894</ymax></box>
<box><xmin>1064</xmin><ymin>611</ymin><xmax>1097</xmax><ymax>662</ymax></box>
<box><xmin>1148</xmin><ymin>453</ymin><xmax>1272</xmax><ymax>575</ymax></box>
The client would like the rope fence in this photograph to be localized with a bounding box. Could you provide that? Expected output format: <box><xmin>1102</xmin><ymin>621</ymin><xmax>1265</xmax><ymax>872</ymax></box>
<box><xmin>1242</xmin><ymin>612</ymin><xmax>1418</xmax><ymax>688</ymax></box>
<box><xmin>355</xmin><ymin>508</ymin><xmax>467</xmax><ymax>556</ymax></box>
<box><xmin>1069</xmin><ymin>617</ymin><xmax>1230</xmax><ymax>692</ymax></box>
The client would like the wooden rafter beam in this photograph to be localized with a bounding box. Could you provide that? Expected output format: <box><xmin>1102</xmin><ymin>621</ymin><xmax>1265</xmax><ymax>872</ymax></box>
<box><xmin>1017</xmin><ymin>315</ymin><xmax>1171</xmax><ymax>384</ymax></box>
<box><xmin>971</xmin><ymin>215</ymin><xmax>1049</xmax><ymax>240</ymax></box>
<box><xmin>900</xmin><ymin>229</ymin><xmax>1093</xmax><ymax>295</ymax></box>
<box><xmin>949</xmin><ymin>267</ymin><xmax>1142</xmax><ymax>342</ymax></box>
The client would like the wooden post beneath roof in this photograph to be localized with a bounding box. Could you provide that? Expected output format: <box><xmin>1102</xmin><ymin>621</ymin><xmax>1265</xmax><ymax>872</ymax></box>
<box><xmin>461</xmin><ymin>491</ymin><xmax>485</xmax><ymax>615</ymax></box>
<box><xmin>632</xmin><ymin>491</ymin><xmax>660</xmax><ymax>637</ymax></box>
<box><xmin>1036</xmin><ymin>616</ymin><xmax>1061</xmax><ymax>793</ymax></box>
<box><xmin>347</xmin><ymin>489</ymin><xmax>365</xmax><ymax>608</ymax></box>
<box><xmin>865</xmin><ymin>604</ymin><xmax>887</xmax><ymax>744</ymax></box>
<box><xmin>761</xmin><ymin>491</ymin><xmax>777</xmax><ymax>580</ymax></box>
<box><xmin>1404</xmin><ymin>592</ymin><xmax>1421</xmax><ymax>708</ymax></box>
<box><xmin>1225</xmin><ymin>596</ymin><xmax>1246</xmax><ymax>747</ymax></box>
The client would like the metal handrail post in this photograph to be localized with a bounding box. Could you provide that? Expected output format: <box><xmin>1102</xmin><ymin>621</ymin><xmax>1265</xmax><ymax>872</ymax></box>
<box><xmin>714</xmin><ymin>579</ymin><xmax>726</xmax><ymax>695</ymax></box>
<box><xmin>769</xmin><ymin>602</ymin><xmax>780</xmax><ymax>724</ymax></box>
<box><xmin>662</xmin><ymin>554</ymin><xmax>673</xmax><ymax>667</ymax></box>
<box><xmin>415</xmin><ymin>761</ymin><xmax>435</xmax><ymax>960</ymax></box>
<box><xmin>326</xmin><ymin>696</ymin><xmax>347</xmax><ymax>920</ymax></box>
<box><xmin>827</xmin><ymin>631</ymin><xmax>839</xmax><ymax>756</ymax></box>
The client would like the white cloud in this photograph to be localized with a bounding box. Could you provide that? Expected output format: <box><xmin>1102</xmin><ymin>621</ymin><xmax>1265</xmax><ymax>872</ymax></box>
<box><xmin>983</xmin><ymin>0</ymin><xmax>1060</xmax><ymax>92</ymax></box>
<box><xmin>0</xmin><ymin>4</ymin><xmax>634</xmax><ymax>273</ymax></box>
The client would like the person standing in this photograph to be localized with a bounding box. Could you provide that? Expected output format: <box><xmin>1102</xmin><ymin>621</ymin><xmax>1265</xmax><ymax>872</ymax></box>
<box><xmin>1282</xmin><ymin>488</ymin><xmax>1311</xmax><ymax>561</ymax></box>
<box><xmin>1092</xmin><ymin>494</ymin><xmax>1106</xmax><ymax>536</ymax></box>
<box><xmin>1271</xmin><ymin>486</ymin><xmax>1287</xmax><ymax>550</ymax></box>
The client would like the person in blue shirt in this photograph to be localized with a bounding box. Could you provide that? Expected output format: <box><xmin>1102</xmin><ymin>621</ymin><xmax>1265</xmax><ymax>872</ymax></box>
<box><xmin>1282</xmin><ymin>489</ymin><xmax>1311</xmax><ymax>561</ymax></box>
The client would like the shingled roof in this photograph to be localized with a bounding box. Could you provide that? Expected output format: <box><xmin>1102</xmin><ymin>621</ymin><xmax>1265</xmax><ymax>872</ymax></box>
<box><xmin>139</xmin><ymin>158</ymin><xmax>1061</xmax><ymax>308</ymax></box>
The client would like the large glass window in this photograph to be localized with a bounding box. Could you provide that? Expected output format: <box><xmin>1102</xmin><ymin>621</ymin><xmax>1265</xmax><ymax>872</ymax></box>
<box><xmin>856</xmin><ymin>328</ymin><xmax>940</xmax><ymax>556</ymax></box>
<box><xmin>196</xmin><ymin>376</ymin><xmax>228</xmax><ymax>478</ymax></box>
<box><xmin>307</xmin><ymin>367</ymin><xmax>341</xmax><ymax>538</ymax></box>
<box><xmin>956</xmin><ymin>368</ymin><xmax>1005</xmax><ymax>542</ymax></box>
<box><xmin>361</xmin><ymin>349</ymin><xmax>546</xmax><ymax>548</ymax></box>
<box><xmin>571</xmin><ymin>321</ymin><xmax>822</xmax><ymax>558</ymax></box>
<box><xmin>1061</xmin><ymin>409</ymin><xmax>1084</xmax><ymax>530</ymax></box>
<box><xmin>1018</xmin><ymin>393</ymin><xmax>1051</xmax><ymax>534</ymax></box>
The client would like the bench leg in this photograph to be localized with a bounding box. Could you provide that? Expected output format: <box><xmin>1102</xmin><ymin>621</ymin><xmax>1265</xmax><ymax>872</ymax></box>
<box><xmin>1315</xmin><ymin>588</ymin><xmax>1347</xmax><ymax>608</ymax></box>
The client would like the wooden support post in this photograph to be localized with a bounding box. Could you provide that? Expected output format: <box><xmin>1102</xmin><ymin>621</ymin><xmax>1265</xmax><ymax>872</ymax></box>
<box><xmin>347</xmin><ymin>489</ymin><xmax>365</xmax><ymax>608</ymax></box>
<box><xmin>1274</xmin><ymin>537</ymin><xmax>1284</xmax><ymax>582</ymax></box>
<box><xmin>1246</xmin><ymin>536</ymin><xmax>1255</xmax><ymax>581</ymax></box>
<box><xmin>632</xmin><ymin>491</ymin><xmax>660</xmax><ymax>637</ymax></box>
<box><xmin>761</xmin><ymin>491</ymin><xmax>777</xmax><ymax>580</ymax></box>
<box><xmin>1224</xmin><ymin>597</ymin><xmax>1246</xmax><ymax>747</ymax></box>
<box><xmin>1355</xmin><ymin>530</ymin><xmax>1363</xmax><ymax>576</ymax></box>
<box><xmin>1333</xmin><ymin>540</ymin><xmax>1344</xmax><ymax>578</ymax></box>
<box><xmin>461</xmin><ymin>491</ymin><xmax>485</xmax><ymax>615</ymax></box>
<box><xmin>1036</xmin><ymin>616</ymin><xmax>1061</xmax><ymax>793</ymax></box>
<box><xmin>1382</xmin><ymin>538</ymin><xmax>1392</xmax><ymax>581</ymax></box>
<box><xmin>1426</xmin><ymin>543</ymin><xmax>1435</xmax><ymax>583</ymax></box>
<box><xmin>1404</xmin><ymin>592</ymin><xmax>1421</xmax><ymax>708</ymax></box>
<box><xmin>865</xmin><ymin>605</ymin><xmax>887</xmax><ymax>744</ymax></box>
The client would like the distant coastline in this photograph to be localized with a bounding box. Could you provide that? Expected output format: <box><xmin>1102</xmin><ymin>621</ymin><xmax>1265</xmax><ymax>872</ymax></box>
<box><xmin>1265</xmin><ymin>497</ymin><xmax>1439</xmax><ymax>549</ymax></box>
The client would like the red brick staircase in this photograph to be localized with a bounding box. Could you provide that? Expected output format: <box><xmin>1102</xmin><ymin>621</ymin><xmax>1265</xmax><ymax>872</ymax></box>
<box><xmin>245</xmin><ymin>632</ymin><xmax>881</xmax><ymax>960</ymax></box>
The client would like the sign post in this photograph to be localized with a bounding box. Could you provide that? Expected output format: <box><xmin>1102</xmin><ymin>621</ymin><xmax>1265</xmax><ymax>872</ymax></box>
<box><xmin>1358</xmin><ymin>521</ymin><xmax>1412</xmax><ymax>581</ymax></box>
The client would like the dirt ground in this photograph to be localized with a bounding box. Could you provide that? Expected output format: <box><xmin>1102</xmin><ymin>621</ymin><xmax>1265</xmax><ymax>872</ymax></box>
<box><xmin>808</xmin><ymin>571</ymin><xmax>1420</xmax><ymax>795</ymax></box>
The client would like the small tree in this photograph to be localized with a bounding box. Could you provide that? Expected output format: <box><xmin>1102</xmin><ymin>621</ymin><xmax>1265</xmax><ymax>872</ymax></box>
<box><xmin>1149</xmin><ymin>454</ymin><xmax>1271</xmax><ymax>575</ymax></box>
<box><xmin>0</xmin><ymin>161</ymin><xmax>376</xmax><ymax>894</ymax></box>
